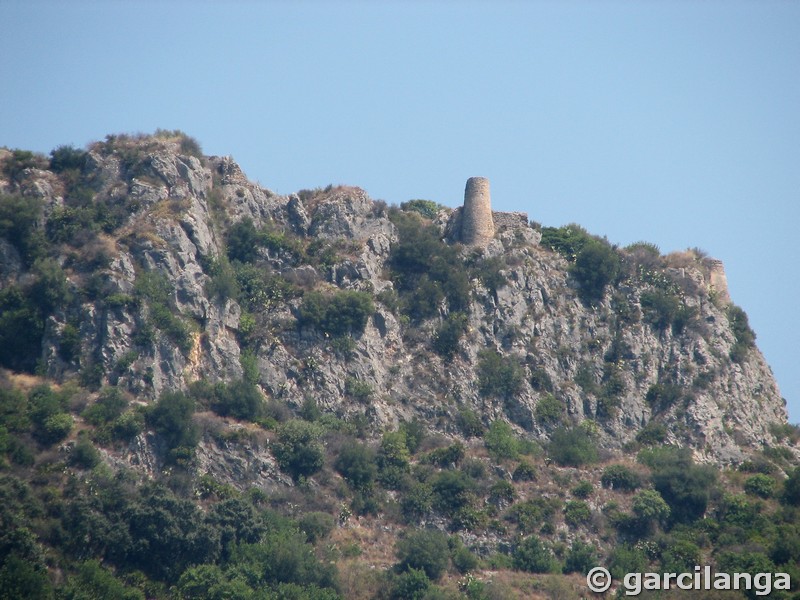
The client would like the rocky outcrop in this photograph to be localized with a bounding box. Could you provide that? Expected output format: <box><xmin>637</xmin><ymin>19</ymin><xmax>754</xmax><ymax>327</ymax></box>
<box><xmin>0</xmin><ymin>133</ymin><xmax>790</xmax><ymax>477</ymax></box>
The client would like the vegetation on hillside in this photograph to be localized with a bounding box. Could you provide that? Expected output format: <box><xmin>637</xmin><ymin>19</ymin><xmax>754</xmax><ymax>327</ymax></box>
<box><xmin>1</xmin><ymin>136</ymin><xmax>797</xmax><ymax>599</ymax></box>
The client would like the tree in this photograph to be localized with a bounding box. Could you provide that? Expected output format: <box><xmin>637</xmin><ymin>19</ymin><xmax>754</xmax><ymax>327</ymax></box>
<box><xmin>563</xmin><ymin>540</ymin><xmax>598</xmax><ymax>574</ymax></box>
<box><xmin>146</xmin><ymin>391</ymin><xmax>198</xmax><ymax>464</ymax></box>
<box><xmin>61</xmin><ymin>560</ymin><xmax>144</xmax><ymax>600</ymax></box>
<box><xmin>783</xmin><ymin>466</ymin><xmax>800</xmax><ymax>506</ymax></box>
<box><xmin>477</xmin><ymin>350</ymin><xmax>523</xmax><ymax>399</ymax></box>
<box><xmin>484</xmin><ymin>420</ymin><xmax>520</xmax><ymax>461</ymax></box>
<box><xmin>548</xmin><ymin>426</ymin><xmax>598</xmax><ymax>467</ymax></box>
<box><xmin>570</xmin><ymin>239</ymin><xmax>620</xmax><ymax>304</ymax></box>
<box><xmin>631</xmin><ymin>489</ymin><xmax>670</xmax><ymax>531</ymax></box>
<box><xmin>513</xmin><ymin>536</ymin><xmax>557</xmax><ymax>573</ymax></box>
<box><xmin>273</xmin><ymin>420</ymin><xmax>324</xmax><ymax>482</ymax></box>
<box><xmin>642</xmin><ymin>446</ymin><xmax>718</xmax><ymax>524</ymax></box>
<box><xmin>390</xmin><ymin>569</ymin><xmax>430</xmax><ymax>600</ymax></box>
<box><xmin>395</xmin><ymin>530</ymin><xmax>450</xmax><ymax>580</ymax></box>
<box><xmin>0</xmin><ymin>554</ymin><xmax>53</xmax><ymax>600</ymax></box>
<box><xmin>0</xmin><ymin>193</ymin><xmax>45</xmax><ymax>266</ymax></box>
<box><xmin>601</xmin><ymin>465</ymin><xmax>642</xmax><ymax>492</ymax></box>
<box><xmin>297</xmin><ymin>290</ymin><xmax>374</xmax><ymax>338</ymax></box>
<box><xmin>334</xmin><ymin>442</ymin><xmax>377</xmax><ymax>491</ymax></box>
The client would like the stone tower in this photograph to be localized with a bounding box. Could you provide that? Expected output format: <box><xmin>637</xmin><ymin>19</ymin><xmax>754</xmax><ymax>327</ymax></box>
<box><xmin>707</xmin><ymin>259</ymin><xmax>731</xmax><ymax>305</ymax></box>
<box><xmin>461</xmin><ymin>176</ymin><xmax>494</xmax><ymax>247</ymax></box>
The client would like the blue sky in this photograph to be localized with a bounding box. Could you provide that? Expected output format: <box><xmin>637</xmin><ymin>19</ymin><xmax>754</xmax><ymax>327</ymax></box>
<box><xmin>2</xmin><ymin>1</ymin><xmax>798</xmax><ymax>421</ymax></box>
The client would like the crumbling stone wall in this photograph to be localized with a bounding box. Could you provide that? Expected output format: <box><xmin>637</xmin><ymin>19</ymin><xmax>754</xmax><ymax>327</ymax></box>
<box><xmin>492</xmin><ymin>211</ymin><xmax>528</xmax><ymax>232</ymax></box>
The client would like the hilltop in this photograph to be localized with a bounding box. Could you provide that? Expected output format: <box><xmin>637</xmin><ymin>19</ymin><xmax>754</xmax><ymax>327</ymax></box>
<box><xmin>0</xmin><ymin>131</ymin><xmax>798</xmax><ymax>599</ymax></box>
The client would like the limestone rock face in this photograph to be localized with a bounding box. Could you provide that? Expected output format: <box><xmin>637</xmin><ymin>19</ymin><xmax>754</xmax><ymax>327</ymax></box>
<box><xmin>0</xmin><ymin>133</ymin><xmax>792</xmax><ymax>489</ymax></box>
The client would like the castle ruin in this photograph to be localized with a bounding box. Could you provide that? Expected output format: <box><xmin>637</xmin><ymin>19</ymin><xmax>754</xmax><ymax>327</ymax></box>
<box><xmin>460</xmin><ymin>177</ymin><xmax>495</xmax><ymax>246</ymax></box>
<box><xmin>456</xmin><ymin>176</ymin><xmax>528</xmax><ymax>246</ymax></box>
<box><xmin>707</xmin><ymin>258</ymin><xmax>731</xmax><ymax>305</ymax></box>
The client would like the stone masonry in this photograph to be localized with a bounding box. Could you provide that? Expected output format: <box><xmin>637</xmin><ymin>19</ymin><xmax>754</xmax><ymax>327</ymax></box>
<box><xmin>707</xmin><ymin>259</ymin><xmax>731</xmax><ymax>305</ymax></box>
<box><xmin>461</xmin><ymin>176</ymin><xmax>495</xmax><ymax>246</ymax></box>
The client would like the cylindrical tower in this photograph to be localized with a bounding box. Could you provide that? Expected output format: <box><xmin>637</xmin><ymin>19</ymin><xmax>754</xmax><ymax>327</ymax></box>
<box><xmin>707</xmin><ymin>259</ymin><xmax>731</xmax><ymax>305</ymax></box>
<box><xmin>461</xmin><ymin>176</ymin><xmax>494</xmax><ymax>246</ymax></box>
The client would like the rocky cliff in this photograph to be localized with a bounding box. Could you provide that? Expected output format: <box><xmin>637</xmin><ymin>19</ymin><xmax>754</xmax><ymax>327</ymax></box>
<box><xmin>0</xmin><ymin>132</ymin><xmax>790</xmax><ymax>476</ymax></box>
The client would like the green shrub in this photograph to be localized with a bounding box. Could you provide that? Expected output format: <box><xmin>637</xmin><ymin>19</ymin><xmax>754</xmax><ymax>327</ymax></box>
<box><xmin>2</xmin><ymin>149</ymin><xmax>47</xmax><ymax>183</ymax></box>
<box><xmin>390</xmin><ymin>568</ymin><xmax>430</xmax><ymax>600</ymax></box>
<box><xmin>456</xmin><ymin>408</ymin><xmax>485</xmax><ymax>438</ymax></box>
<box><xmin>387</xmin><ymin>210</ymin><xmax>470</xmax><ymax>320</ymax></box>
<box><xmin>0</xmin><ymin>286</ymin><xmax>45</xmax><ymax>373</ymax></box>
<box><xmin>563</xmin><ymin>500</ymin><xmax>591</xmax><ymax>528</ymax></box>
<box><xmin>0</xmin><ymin>554</ymin><xmax>54</xmax><ymax>600</ymax></box>
<box><xmin>512</xmin><ymin>461</ymin><xmax>536</xmax><ymax>482</ymax></box>
<box><xmin>540</xmin><ymin>224</ymin><xmax>593</xmax><ymax>261</ymax></box>
<box><xmin>28</xmin><ymin>385</ymin><xmax>72</xmax><ymax>445</ymax></box>
<box><xmin>488</xmin><ymin>480</ymin><xmax>516</xmax><ymax>506</ymax></box>
<box><xmin>334</xmin><ymin>442</ymin><xmax>377</xmax><ymax>491</ymax></box>
<box><xmin>226</xmin><ymin>217</ymin><xmax>303</xmax><ymax>263</ymax></box>
<box><xmin>297</xmin><ymin>290</ymin><xmax>374</xmax><ymax>338</ymax></box>
<box><xmin>83</xmin><ymin>387</ymin><xmax>128</xmax><ymax>426</ymax></box>
<box><xmin>422</xmin><ymin>442</ymin><xmax>465</xmax><ymax>468</ymax></box>
<box><xmin>529</xmin><ymin>367</ymin><xmax>554</xmax><ymax>392</ymax></box>
<box><xmin>49</xmin><ymin>145</ymin><xmax>88</xmax><ymax>173</ymax></box>
<box><xmin>506</xmin><ymin>498</ymin><xmax>560</xmax><ymax>534</ymax></box>
<box><xmin>401</xmin><ymin>483</ymin><xmax>434</xmax><ymax>523</ymax></box>
<box><xmin>782</xmin><ymin>467</ymin><xmax>800</xmax><ymax>506</ymax></box>
<box><xmin>227</xmin><ymin>217</ymin><xmax>275</xmax><ymax>263</ymax></box>
<box><xmin>344</xmin><ymin>377</ymin><xmax>373</xmax><ymax>403</ymax></box>
<box><xmin>0</xmin><ymin>194</ymin><xmax>45</xmax><ymax>266</ymax></box>
<box><xmin>146</xmin><ymin>391</ymin><xmax>198</xmax><ymax>463</ymax></box>
<box><xmin>635</xmin><ymin>422</ymin><xmax>667</xmax><ymax>445</ymax></box>
<box><xmin>111</xmin><ymin>410</ymin><xmax>144</xmax><ymax>442</ymax></box>
<box><xmin>40</xmin><ymin>412</ymin><xmax>73</xmax><ymax>445</ymax></box>
<box><xmin>639</xmin><ymin>446</ymin><xmax>718</xmax><ymax>524</ymax></box>
<box><xmin>640</xmin><ymin>289</ymin><xmax>695</xmax><ymax>334</ymax></box>
<box><xmin>744</xmin><ymin>474</ymin><xmax>775</xmax><ymax>499</ymax></box>
<box><xmin>660</xmin><ymin>539</ymin><xmax>701</xmax><ymax>573</ymax></box>
<box><xmin>645</xmin><ymin>382</ymin><xmax>683</xmax><ymax>412</ymax></box>
<box><xmin>203</xmin><ymin>255</ymin><xmax>239</xmax><ymax>301</ymax></box>
<box><xmin>134</xmin><ymin>271</ymin><xmax>193</xmax><ymax>355</ymax></box>
<box><xmin>535</xmin><ymin>394</ymin><xmax>564</xmax><ymax>428</ymax></box>
<box><xmin>273</xmin><ymin>420</ymin><xmax>324</xmax><ymax>482</ymax></box>
<box><xmin>58</xmin><ymin>323</ymin><xmax>81</xmax><ymax>362</ymax></box>
<box><xmin>547</xmin><ymin>426</ymin><xmax>598</xmax><ymax>467</ymax></box>
<box><xmin>484</xmin><ymin>420</ymin><xmax>520</xmax><ymax>461</ymax></box>
<box><xmin>563</xmin><ymin>540</ymin><xmax>598</xmax><ymax>574</ymax></box>
<box><xmin>608</xmin><ymin>545</ymin><xmax>647</xmax><ymax>580</ymax></box>
<box><xmin>601</xmin><ymin>465</ymin><xmax>642</xmax><ymax>492</ymax></box>
<box><xmin>512</xmin><ymin>535</ymin><xmax>557</xmax><ymax>573</ymax></box>
<box><xmin>400</xmin><ymin>199</ymin><xmax>444</xmax><ymax>219</ymax></box>
<box><xmin>395</xmin><ymin>529</ymin><xmax>450</xmax><ymax>580</ymax></box>
<box><xmin>451</xmin><ymin>542</ymin><xmax>480</xmax><ymax>574</ymax></box>
<box><xmin>727</xmin><ymin>304</ymin><xmax>756</xmax><ymax>363</ymax></box>
<box><xmin>208</xmin><ymin>379</ymin><xmax>264</xmax><ymax>421</ymax></box>
<box><xmin>431</xmin><ymin>470</ymin><xmax>476</xmax><ymax>516</ymax></box>
<box><xmin>471</xmin><ymin>255</ymin><xmax>508</xmax><ymax>294</ymax></box>
<box><xmin>69</xmin><ymin>434</ymin><xmax>101</xmax><ymax>469</ymax></box>
<box><xmin>377</xmin><ymin>430</ymin><xmax>411</xmax><ymax>476</ymax></box>
<box><xmin>570</xmin><ymin>238</ymin><xmax>621</xmax><ymax>304</ymax></box>
<box><xmin>298</xmin><ymin>511</ymin><xmax>336</xmax><ymax>544</ymax></box>
<box><xmin>572</xmin><ymin>480</ymin><xmax>593</xmax><ymax>499</ymax></box>
<box><xmin>477</xmin><ymin>350</ymin><xmax>523</xmax><ymax>399</ymax></box>
<box><xmin>632</xmin><ymin>489</ymin><xmax>671</xmax><ymax>526</ymax></box>
<box><xmin>431</xmin><ymin>312</ymin><xmax>468</xmax><ymax>359</ymax></box>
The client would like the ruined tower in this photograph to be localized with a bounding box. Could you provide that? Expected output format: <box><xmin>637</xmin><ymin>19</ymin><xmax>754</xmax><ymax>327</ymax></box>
<box><xmin>461</xmin><ymin>176</ymin><xmax>494</xmax><ymax>247</ymax></box>
<box><xmin>707</xmin><ymin>259</ymin><xmax>731</xmax><ymax>305</ymax></box>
